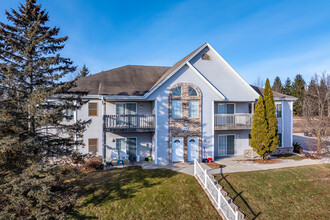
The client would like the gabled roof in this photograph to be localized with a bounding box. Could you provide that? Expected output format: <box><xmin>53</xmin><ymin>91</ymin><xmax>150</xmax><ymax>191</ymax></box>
<box><xmin>149</xmin><ymin>43</ymin><xmax>206</xmax><ymax>91</ymax></box>
<box><xmin>251</xmin><ymin>85</ymin><xmax>297</xmax><ymax>100</ymax></box>
<box><xmin>72</xmin><ymin>65</ymin><xmax>169</xmax><ymax>96</ymax></box>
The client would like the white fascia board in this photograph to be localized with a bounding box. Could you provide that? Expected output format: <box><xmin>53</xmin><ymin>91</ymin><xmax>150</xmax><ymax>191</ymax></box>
<box><xmin>144</xmin><ymin>43</ymin><xmax>209</xmax><ymax>98</ymax></box>
<box><xmin>186</xmin><ymin>62</ymin><xmax>226</xmax><ymax>100</ymax></box>
<box><xmin>83</xmin><ymin>95</ymin><xmax>103</xmax><ymax>99</ymax></box>
<box><xmin>275</xmin><ymin>97</ymin><xmax>298</xmax><ymax>101</ymax></box>
<box><xmin>102</xmin><ymin>95</ymin><xmax>145</xmax><ymax>100</ymax></box>
<box><xmin>206</xmin><ymin>43</ymin><xmax>260</xmax><ymax>99</ymax></box>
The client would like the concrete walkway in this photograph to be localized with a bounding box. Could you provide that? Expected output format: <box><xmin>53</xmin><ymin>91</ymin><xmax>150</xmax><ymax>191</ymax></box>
<box><xmin>141</xmin><ymin>156</ymin><xmax>329</xmax><ymax>176</ymax></box>
<box><xmin>141</xmin><ymin>162</ymin><xmax>195</xmax><ymax>175</ymax></box>
<box><xmin>213</xmin><ymin>155</ymin><xmax>329</xmax><ymax>174</ymax></box>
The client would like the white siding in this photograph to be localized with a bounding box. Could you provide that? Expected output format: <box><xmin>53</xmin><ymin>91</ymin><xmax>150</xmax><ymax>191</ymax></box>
<box><xmin>77</xmin><ymin>99</ymin><xmax>103</xmax><ymax>155</ymax></box>
<box><xmin>147</xmin><ymin>65</ymin><xmax>224</xmax><ymax>163</ymax></box>
<box><xmin>189</xmin><ymin>47</ymin><xmax>258</xmax><ymax>101</ymax></box>
<box><xmin>105</xmin><ymin>132</ymin><xmax>153</xmax><ymax>161</ymax></box>
<box><xmin>214</xmin><ymin>130</ymin><xmax>250</xmax><ymax>156</ymax></box>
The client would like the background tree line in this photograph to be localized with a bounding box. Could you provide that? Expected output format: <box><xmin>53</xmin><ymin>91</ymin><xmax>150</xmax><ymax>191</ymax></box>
<box><xmin>269</xmin><ymin>73</ymin><xmax>329</xmax><ymax>153</ymax></box>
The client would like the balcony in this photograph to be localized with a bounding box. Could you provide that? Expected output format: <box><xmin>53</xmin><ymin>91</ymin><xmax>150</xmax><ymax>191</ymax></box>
<box><xmin>214</xmin><ymin>113</ymin><xmax>253</xmax><ymax>130</ymax></box>
<box><xmin>104</xmin><ymin>114</ymin><xmax>155</xmax><ymax>132</ymax></box>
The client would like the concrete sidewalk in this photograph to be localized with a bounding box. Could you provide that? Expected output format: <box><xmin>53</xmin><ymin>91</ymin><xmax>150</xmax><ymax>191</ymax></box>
<box><xmin>141</xmin><ymin>156</ymin><xmax>329</xmax><ymax>176</ymax></box>
<box><xmin>212</xmin><ymin>155</ymin><xmax>329</xmax><ymax>174</ymax></box>
<box><xmin>141</xmin><ymin>162</ymin><xmax>195</xmax><ymax>175</ymax></box>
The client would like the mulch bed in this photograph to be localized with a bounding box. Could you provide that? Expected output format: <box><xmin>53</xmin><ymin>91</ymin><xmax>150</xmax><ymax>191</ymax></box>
<box><xmin>252</xmin><ymin>159</ymin><xmax>280</xmax><ymax>164</ymax></box>
<box><xmin>205</xmin><ymin>162</ymin><xmax>226</xmax><ymax>169</ymax></box>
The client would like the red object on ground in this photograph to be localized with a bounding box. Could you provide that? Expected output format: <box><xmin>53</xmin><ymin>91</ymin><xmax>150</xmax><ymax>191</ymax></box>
<box><xmin>208</xmin><ymin>157</ymin><xmax>212</xmax><ymax>163</ymax></box>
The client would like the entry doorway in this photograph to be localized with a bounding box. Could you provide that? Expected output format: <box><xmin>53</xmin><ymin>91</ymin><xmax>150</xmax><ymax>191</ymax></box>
<box><xmin>172</xmin><ymin>137</ymin><xmax>184</xmax><ymax>162</ymax></box>
<box><xmin>187</xmin><ymin>137</ymin><xmax>199</xmax><ymax>162</ymax></box>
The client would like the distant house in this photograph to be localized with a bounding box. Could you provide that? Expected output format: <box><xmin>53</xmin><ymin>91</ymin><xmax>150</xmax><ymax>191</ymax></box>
<box><xmin>72</xmin><ymin>43</ymin><xmax>296</xmax><ymax>164</ymax></box>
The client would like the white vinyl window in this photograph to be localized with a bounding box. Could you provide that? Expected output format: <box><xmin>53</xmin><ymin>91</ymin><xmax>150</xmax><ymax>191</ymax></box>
<box><xmin>189</xmin><ymin>100</ymin><xmax>199</xmax><ymax>118</ymax></box>
<box><xmin>218</xmin><ymin>103</ymin><xmax>234</xmax><ymax>114</ymax></box>
<box><xmin>172</xmin><ymin>100</ymin><xmax>182</xmax><ymax>118</ymax></box>
<box><xmin>116</xmin><ymin>103</ymin><xmax>137</xmax><ymax>115</ymax></box>
<box><xmin>276</xmin><ymin>104</ymin><xmax>282</xmax><ymax>118</ymax></box>
<box><xmin>278</xmin><ymin>133</ymin><xmax>282</xmax><ymax>147</ymax></box>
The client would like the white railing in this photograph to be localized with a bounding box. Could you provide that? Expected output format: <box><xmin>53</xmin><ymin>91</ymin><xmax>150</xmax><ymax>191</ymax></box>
<box><xmin>194</xmin><ymin>159</ymin><xmax>239</xmax><ymax>220</ymax></box>
<box><xmin>214</xmin><ymin>113</ymin><xmax>252</xmax><ymax>130</ymax></box>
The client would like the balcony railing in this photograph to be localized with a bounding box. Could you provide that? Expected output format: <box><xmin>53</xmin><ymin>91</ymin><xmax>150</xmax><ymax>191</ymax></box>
<box><xmin>214</xmin><ymin>113</ymin><xmax>253</xmax><ymax>130</ymax></box>
<box><xmin>104</xmin><ymin>114</ymin><xmax>155</xmax><ymax>132</ymax></box>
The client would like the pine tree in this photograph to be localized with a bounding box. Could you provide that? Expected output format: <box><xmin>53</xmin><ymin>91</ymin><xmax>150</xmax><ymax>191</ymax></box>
<box><xmin>272</xmin><ymin>76</ymin><xmax>283</xmax><ymax>93</ymax></box>
<box><xmin>0</xmin><ymin>0</ymin><xmax>89</xmax><ymax>171</ymax></box>
<box><xmin>77</xmin><ymin>64</ymin><xmax>90</xmax><ymax>78</ymax></box>
<box><xmin>250</xmin><ymin>96</ymin><xmax>268</xmax><ymax>159</ymax></box>
<box><xmin>292</xmin><ymin>74</ymin><xmax>306</xmax><ymax>115</ymax></box>
<box><xmin>283</xmin><ymin>77</ymin><xmax>292</xmax><ymax>95</ymax></box>
<box><xmin>264</xmin><ymin>79</ymin><xmax>279</xmax><ymax>154</ymax></box>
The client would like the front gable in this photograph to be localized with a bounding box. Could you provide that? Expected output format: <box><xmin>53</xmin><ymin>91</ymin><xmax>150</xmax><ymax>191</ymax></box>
<box><xmin>189</xmin><ymin>45</ymin><xmax>259</xmax><ymax>101</ymax></box>
<box><xmin>146</xmin><ymin>43</ymin><xmax>259</xmax><ymax>101</ymax></box>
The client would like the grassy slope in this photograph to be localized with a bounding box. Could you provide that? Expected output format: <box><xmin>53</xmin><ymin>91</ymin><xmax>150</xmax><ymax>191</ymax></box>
<box><xmin>214</xmin><ymin>164</ymin><xmax>330</xmax><ymax>220</ymax></box>
<box><xmin>72</xmin><ymin>166</ymin><xmax>219</xmax><ymax>219</ymax></box>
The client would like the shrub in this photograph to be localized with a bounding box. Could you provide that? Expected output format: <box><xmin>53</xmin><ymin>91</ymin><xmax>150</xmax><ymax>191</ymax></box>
<box><xmin>293</xmin><ymin>142</ymin><xmax>302</xmax><ymax>154</ymax></box>
<box><xmin>0</xmin><ymin>164</ymin><xmax>79</xmax><ymax>219</ymax></box>
<box><xmin>81</xmin><ymin>156</ymin><xmax>103</xmax><ymax>170</ymax></box>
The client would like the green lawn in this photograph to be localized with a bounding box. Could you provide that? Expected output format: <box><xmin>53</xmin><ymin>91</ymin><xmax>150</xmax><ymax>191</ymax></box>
<box><xmin>72</xmin><ymin>166</ymin><xmax>219</xmax><ymax>219</ymax></box>
<box><xmin>214</xmin><ymin>164</ymin><xmax>330</xmax><ymax>220</ymax></box>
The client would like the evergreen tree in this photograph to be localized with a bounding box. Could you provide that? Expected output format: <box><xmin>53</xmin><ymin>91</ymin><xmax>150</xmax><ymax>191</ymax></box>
<box><xmin>77</xmin><ymin>64</ymin><xmax>90</xmax><ymax>78</ymax></box>
<box><xmin>292</xmin><ymin>74</ymin><xmax>306</xmax><ymax>115</ymax></box>
<box><xmin>250</xmin><ymin>79</ymin><xmax>279</xmax><ymax>159</ymax></box>
<box><xmin>250</xmin><ymin>96</ymin><xmax>268</xmax><ymax>159</ymax></box>
<box><xmin>283</xmin><ymin>77</ymin><xmax>292</xmax><ymax>95</ymax></box>
<box><xmin>263</xmin><ymin>79</ymin><xmax>279</xmax><ymax>154</ymax></box>
<box><xmin>0</xmin><ymin>0</ymin><xmax>89</xmax><ymax>171</ymax></box>
<box><xmin>272</xmin><ymin>76</ymin><xmax>283</xmax><ymax>93</ymax></box>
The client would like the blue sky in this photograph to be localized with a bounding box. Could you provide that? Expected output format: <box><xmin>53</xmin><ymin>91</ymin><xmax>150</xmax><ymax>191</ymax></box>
<box><xmin>1</xmin><ymin>0</ymin><xmax>330</xmax><ymax>85</ymax></box>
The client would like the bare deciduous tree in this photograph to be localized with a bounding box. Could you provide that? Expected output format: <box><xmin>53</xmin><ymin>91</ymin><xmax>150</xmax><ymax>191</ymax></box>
<box><xmin>303</xmin><ymin>72</ymin><xmax>330</xmax><ymax>154</ymax></box>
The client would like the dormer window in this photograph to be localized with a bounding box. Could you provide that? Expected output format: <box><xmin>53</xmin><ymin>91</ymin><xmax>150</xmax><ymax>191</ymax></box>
<box><xmin>172</xmin><ymin>86</ymin><xmax>182</xmax><ymax>96</ymax></box>
<box><xmin>188</xmin><ymin>86</ymin><xmax>197</xmax><ymax>96</ymax></box>
<box><xmin>201</xmin><ymin>53</ymin><xmax>211</xmax><ymax>60</ymax></box>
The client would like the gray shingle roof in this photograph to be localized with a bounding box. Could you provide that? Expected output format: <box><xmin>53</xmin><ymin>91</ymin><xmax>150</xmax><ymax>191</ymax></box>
<box><xmin>72</xmin><ymin>65</ymin><xmax>170</xmax><ymax>96</ymax></box>
<box><xmin>251</xmin><ymin>85</ymin><xmax>296</xmax><ymax>99</ymax></box>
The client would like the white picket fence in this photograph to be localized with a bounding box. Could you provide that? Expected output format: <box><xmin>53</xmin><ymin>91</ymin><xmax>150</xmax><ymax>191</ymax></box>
<box><xmin>194</xmin><ymin>159</ymin><xmax>239</xmax><ymax>220</ymax></box>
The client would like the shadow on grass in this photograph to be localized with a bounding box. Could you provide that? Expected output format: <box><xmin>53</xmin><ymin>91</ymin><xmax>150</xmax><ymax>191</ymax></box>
<box><xmin>70</xmin><ymin>166</ymin><xmax>178</xmax><ymax>218</ymax></box>
<box><xmin>217</xmin><ymin>173</ymin><xmax>261</xmax><ymax>220</ymax></box>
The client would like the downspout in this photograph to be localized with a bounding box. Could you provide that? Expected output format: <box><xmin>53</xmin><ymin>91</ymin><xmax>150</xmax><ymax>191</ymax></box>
<box><xmin>101</xmin><ymin>96</ymin><xmax>106</xmax><ymax>165</ymax></box>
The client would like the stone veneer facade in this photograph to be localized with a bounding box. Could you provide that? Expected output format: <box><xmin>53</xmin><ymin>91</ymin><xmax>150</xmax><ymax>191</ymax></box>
<box><xmin>168</xmin><ymin>83</ymin><xmax>202</xmax><ymax>163</ymax></box>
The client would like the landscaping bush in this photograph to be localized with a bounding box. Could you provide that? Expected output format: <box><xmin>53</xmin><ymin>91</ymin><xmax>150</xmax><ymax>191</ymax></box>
<box><xmin>293</xmin><ymin>142</ymin><xmax>303</xmax><ymax>154</ymax></box>
<box><xmin>0</xmin><ymin>164</ymin><xmax>79</xmax><ymax>219</ymax></box>
<box><xmin>81</xmin><ymin>156</ymin><xmax>103</xmax><ymax>171</ymax></box>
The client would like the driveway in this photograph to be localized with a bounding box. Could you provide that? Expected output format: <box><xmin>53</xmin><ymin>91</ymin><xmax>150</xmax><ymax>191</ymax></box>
<box><xmin>293</xmin><ymin>133</ymin><xmax>330</xmax><ymax>153</ymax></box>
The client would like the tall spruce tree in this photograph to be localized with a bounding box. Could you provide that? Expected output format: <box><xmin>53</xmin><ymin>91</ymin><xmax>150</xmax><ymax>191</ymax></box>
<box><xmin>250</xmin><ymin>96</ymin><xmax>268</xmax><ymax>158</ymax></box>
<box><xmin>292</xmin><ymin>74</ymin><xmax>306</xmax><ymax>115</ymax></box>
<box><xmin>283</xmin><ymin>77</ymin><xmax>292</xmax><ymax>95</ymax></box>
<box><xmin>77</xmin><ymin>64</ymin><xmax>90</xmax><ymax>78</ymax></box>
<box><xmin>264</xmin><ymin>79</ymin><xmax>279</xmax><ymax>154</ymax></box>
<box><xmin>272</xmin><ymin>76</ymin><xmax>283</xmax><ymax>93</ymax></box>
<box><xmin>0</xmin><ymin>0</ymin><xmax>89</xmax><ymax>171</ymax></box>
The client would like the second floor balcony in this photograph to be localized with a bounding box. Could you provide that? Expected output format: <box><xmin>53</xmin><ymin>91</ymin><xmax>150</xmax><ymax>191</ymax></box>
<box><xmin>214</xmin><ymin>113</ymin><xmax>253</xmax><ymax>130</ymax></box>
<box><xmin>104</xmin><ymin>114</ymin><xmax>155</xmax><ymax>132</ymax></box>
